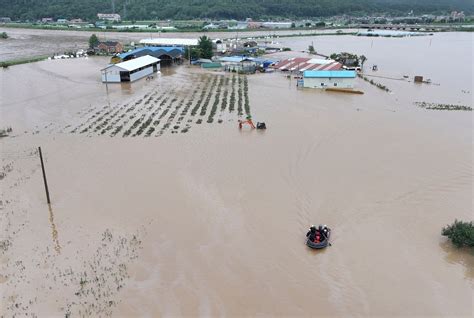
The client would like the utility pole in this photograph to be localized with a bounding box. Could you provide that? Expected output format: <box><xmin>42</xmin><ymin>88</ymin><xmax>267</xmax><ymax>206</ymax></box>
<box><xmin>111</xmin><ymin>0</ymin><xmax>116</xmax><ymax>13</ymax></box>
<box><xmin>38</xmin><ymin>147</ymin><xmax>51</xmax><ymax>204</ymax></box>
<box><xmin>188</xmin><ymin>45</ymin><xmax>191</xmax><ymax>65</ymax></box>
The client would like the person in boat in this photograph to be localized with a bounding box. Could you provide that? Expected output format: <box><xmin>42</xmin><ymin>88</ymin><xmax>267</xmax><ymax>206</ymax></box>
<box><xmin>317</xmin><ymin>225</ymin><xmax>325</xmax><ymax>239</ymax></box>
<box><xmin>306</xmin><ymin>225</ymin><xmax>317</xmax><ymax>242</ymax></box>
<box><xmin>322</xmin><ymin>225</ymin><xmax>329</xmax><ymax>238</ymax></box>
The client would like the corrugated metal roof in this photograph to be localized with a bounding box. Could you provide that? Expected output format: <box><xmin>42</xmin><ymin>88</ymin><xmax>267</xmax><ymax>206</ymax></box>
<box><xmin>307</xmin><ymin>58</ymin><xmax>333</xmax><ymax>65</ymax></box>
<box><xmin>118</xmin><ymin>46</ymin><xmax>184</xmax><ymax>59</ymax></box>
<box><xmin>103</xmin><ymin>55</ymin><xmax>160</xmax><ymax>72</ymax></box>
<box><xmin>201</xmin><ymin>62</ymin><xmax>222</xmax><ymax>69</ymax></box>
<box><xmin>140</xmin><ymin>38</ymin><xmax>199</xmax><ymax>46</ymax></box>
<box><xmin>303</xmin><ymin>70</ymin><xmax>357</xmax><ymax>78</ymax></box>
<box><xmin>218</xmin><ymin>56</ymin><xmax>255</xmax><ymax>63</ymax></box>
<box><xmin>274</xmin><ymin>58</ymin><xmax>343</xmax><ymax>72</ymax></box>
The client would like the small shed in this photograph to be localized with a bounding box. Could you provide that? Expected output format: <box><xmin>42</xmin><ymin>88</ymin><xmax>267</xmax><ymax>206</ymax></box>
<box><xmin>303</xmin><ymin>70</ymin><xmax>356</xmax><ymax>89</ymax></box>
<box><xmin>101</xmin><ymin>55</ymin><xmax>160</xmax><ymax>83</ymax></box>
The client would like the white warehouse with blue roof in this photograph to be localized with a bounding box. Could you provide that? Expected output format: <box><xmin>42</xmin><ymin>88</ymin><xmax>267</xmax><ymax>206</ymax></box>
<box><xmin>303</xmin><ymin>70</ymin><xmax>357</xmax><ymax>89</ymax></box>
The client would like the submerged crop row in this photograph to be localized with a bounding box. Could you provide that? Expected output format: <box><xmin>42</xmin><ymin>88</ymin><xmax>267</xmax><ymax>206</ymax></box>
<box><xmin>66</xmin><ymin>73</ymin><xmax>252</xmax><ymax>138</ymax></box>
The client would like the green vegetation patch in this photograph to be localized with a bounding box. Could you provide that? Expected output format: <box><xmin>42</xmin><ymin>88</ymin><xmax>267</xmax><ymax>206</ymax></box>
<box><xmin>442</xmin><ymin>220</ymin><xmax>474</xmax><ymax>248</ymax></box>
<box><xmin>1</xmin><ymin>55</ymin><xmax>48</xmax><ymax>68</ymax></box>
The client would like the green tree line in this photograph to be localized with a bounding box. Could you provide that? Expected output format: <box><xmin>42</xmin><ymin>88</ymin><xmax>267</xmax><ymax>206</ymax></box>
<box><xmin>1</xmin><ymin>0</ymin><xmax>472</xmax><ymax>21</ymax></box>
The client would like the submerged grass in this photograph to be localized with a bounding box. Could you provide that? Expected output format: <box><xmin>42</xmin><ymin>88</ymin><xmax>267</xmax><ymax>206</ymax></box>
<box><xmin>237</xmin><ymin>75</ymin><xmax>243</xmax><ymax>116</ymax></box>
<box><xmin>0</xmin><ymin>55</ymin><xmax>48</xmax><ymax>68</ymax></box>
<box><xmin>243</xmin><ymin>76</ymin><xmax>251</xmax><ymax>116</ymax></box>
<box><xmin>415</xmin><ymin>101</ymin><xmax>472</xmax><ymax>111</ymax></box>
<box><xmin>229</xmin><ymin>74</ymin><xmax>236</xmax><ymax>112</ymax></box>
<box><xmin>207</xmin><ymin>76</ymin><xmax>224</xmax><ymax>123</ymax></box>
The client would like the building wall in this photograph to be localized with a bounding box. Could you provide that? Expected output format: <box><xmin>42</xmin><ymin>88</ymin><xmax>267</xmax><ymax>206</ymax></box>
<box><xmin>102</xmin><ymin>63</ymin><xmax>159</xmax><ymax>83</ymax></box>
<box><xmin>129</xmin><ymin>66</ymin><xmax>154</xmax><ymax>82</ymax></box>
<box><xmin>101</xmin><ymin>67</ymin><xmax>121</xmax><ymax>82</ymax></box>
<box><xmin>303</xmin><ymin>77</ymin><xmax>355</xmax><ymax>89</ymax></box>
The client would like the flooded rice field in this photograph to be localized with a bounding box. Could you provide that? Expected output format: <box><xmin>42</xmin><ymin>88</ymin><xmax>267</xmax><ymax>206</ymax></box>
<box><xmin>0</xmin><ymin>31</ymin><xmax>473</xmax><ymax>317</ymax></box>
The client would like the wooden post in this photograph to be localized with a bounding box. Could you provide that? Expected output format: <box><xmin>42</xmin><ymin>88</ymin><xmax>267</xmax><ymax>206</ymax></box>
<box><xmin>38</xmin><ymin>147</ymin><xmax>51</xmax><ymax>204</ymax></box>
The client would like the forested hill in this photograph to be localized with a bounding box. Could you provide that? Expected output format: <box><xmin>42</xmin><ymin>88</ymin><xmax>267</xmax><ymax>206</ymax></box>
<box><xmin>2</xmin><ymin>0</ymin><xmax>472</xmax><ymax>21</ymax></box>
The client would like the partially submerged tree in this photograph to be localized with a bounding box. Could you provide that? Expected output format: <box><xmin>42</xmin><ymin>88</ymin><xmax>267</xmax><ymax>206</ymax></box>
<box><xmin>0</xmin><ymin>32</ymin><xmax>8</xmax><ymax>39</ymax></box>
<box><xmin>197</xmin><ymin>35</ymin><xmax>213</xmax><ymax>59</ymax></box>
<box><xmin>442</xmin><ymin>220</ymin><xmax>474</xmax><ymax>248</ymax></box>
<box><xmin>359</xmin><ymin>55</ymin><xmax>367</xmax><ymax>67</ymax></box>
<box><xmin>184</xmin><ymin>46</ymin><xmax>201</xmax><ymax>60</ymax></box>
<box><xmin>308</xmin><ymin>44</ymin><xmax>315</xmax><ymax>54</ymax></box>
<box><xmin>89</xmin><ymin>34</ymin><xmax>99</xmax><ymax>49</ymax></box>
<box><xmin>330</xmin><ymin>52</ymin><xmax>360</xmax><ymax>67</ymax></box>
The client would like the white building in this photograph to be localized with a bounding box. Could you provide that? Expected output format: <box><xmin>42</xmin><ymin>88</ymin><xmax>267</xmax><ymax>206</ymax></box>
<box><xmin>101</xmin><ymin>55</ymin><xmax>160</xmax><ymax>83</ymax></box>
<box><xmin>97</xmin><ymin>13</ymin><xmax>121</xmax><ymax>22</ymax></box>
<box><xmin>140</xmin><ymin>38</ymin><xmax>199</xmax><ymax>47</ymax></box>
<box><xmin>262</xmin><ymin>22</ymin><xmax>293</xmax><ymax>29</ymax></box>
<box><xmin>303</xmin><ymin>70</ymin><xmax>356</xmax><ymax>89</ymax></box>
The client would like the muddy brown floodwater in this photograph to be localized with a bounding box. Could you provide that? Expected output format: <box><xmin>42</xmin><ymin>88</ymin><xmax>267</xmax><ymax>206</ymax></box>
<box><xmin>0</xmin><ymin>30</ymin><xmax>473</xmax><ymax>317</ymax></box>
<box><xmin>0</xmin><ymin>27</ymin><xmax>338</xmax><ymax>62</ymax></box>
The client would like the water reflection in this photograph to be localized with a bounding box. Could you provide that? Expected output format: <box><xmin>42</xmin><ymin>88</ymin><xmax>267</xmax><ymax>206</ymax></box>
<box><xmin>439</xmin><ymin>241</ymin><xmax>474</xmax><ymax>280</ymax></box>
<box><xmin>48</xmin><ymin>204</ymin><xmax>61</xmax><ymax>254</ymax></box>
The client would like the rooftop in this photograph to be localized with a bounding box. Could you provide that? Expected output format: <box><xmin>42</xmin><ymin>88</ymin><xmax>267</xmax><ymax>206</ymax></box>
<box><xmin>140</xmin><ymin>38</ymin><xmax>199</xmax><ymax>46</ymax></box>
<box><xmin>274</xmin><ymin>58</ymin><xmax>342</xmax><ymax>72</ymax></box>
<box><xmin>303</xmin><ymin>70</ymin><xmax>357</xmax><ymax>78</ymax></box>
<box><xmin>102</xmin><ymin>55</ymin><xmax>160</xmax><ymax>72</ymax></box>
<box><xmin>118</xmin><ymin>46</ymin><xmax>184</xmax><ymax>60</ymax></box>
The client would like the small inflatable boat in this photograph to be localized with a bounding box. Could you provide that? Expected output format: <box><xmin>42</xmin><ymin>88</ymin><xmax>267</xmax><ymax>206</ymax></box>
<box><xmin>306</xmin><ymin>228</ymin><xmax>331</xmax><ymax>249</ymax></box>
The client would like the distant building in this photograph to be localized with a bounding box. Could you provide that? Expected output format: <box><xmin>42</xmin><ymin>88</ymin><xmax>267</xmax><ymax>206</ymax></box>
<box><xmin>213</xmin><ymin>39</ymin><xmax>226</xmax><ymax>52</ymax></box>
<box><xmin>262</xmin><ymin>22</ymin><xmax>293</xmax><ymax>29</ymax></box>
<box><xmin>247</xmin><ymin>21</ymin><xmax>262</xmax><ymax>29</ymax></box>
<box><xmin>41</xmin><ymin>17</ymin><xmax>54</xmax><ymax>23</ymax></box>
<box><xmin>69</xmin><ymin>18</ymin><xmax>84</xmax><ymax>23</ymax></box>
<box><xmin>218</xmin><ymin>56</ymin><xmax>257</xmax><ymax>73</ymax></box>
<box><xmin>101</xmin><ymin>55</ymin><xmax>160</xmax><ymax>83</ymax></box>
<box><xmin>97</xmin><ymin>13</ymin><xmax>121</xmax><ymax>22</ymax></box>
<box><xmin>450</xmin><ymin>11</ymin><xmax>465</xmax><ymax>21</ymax></box>
<box><xmin>57</xmin><ymin>18</ymin><xmax>68</xmax><ymax>24</ymax></box>
<box><xmin>203</xmin><ymin>23</ymin><xmax>219</xmax><ymax>30</ymax></box>
<box><xmin>0</xmin><ymin>17</ymin><xmax>11</xmax><ymax>23</ymax></box>
<box><xmin>140</xmin><ymin>38</ymin><xmax>199</xmax><ymax>47</ymax></box>
<box><xmin>303</xmin><ymin>70</ymin><xmax>356</xmax><ymax>89</ymax></box>
<box><xmin>96</xmin><ymin>41</ymin><xmax>124</xmax><ymax>54</ymax></box>
<box><xmin>229</xmin><ymin>21</ymin><xmax>248</xmax><ymax>29</ymax></box>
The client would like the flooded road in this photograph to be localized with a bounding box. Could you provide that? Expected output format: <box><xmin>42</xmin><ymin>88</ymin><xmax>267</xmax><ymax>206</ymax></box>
<box><xmin>0</xmin><ymin>31</ymin><xmax>472</xmax><ymax>317</ymax></box>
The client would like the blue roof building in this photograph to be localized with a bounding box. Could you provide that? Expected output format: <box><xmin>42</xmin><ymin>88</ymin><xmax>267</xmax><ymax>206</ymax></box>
<box><xmin>117</xmin><ymin>46</ymin><xmax>184</xmax><ymax>65</ymax></box>
<box><xmin>303</xmin><ymin>70</ymin><xmax>357</xmax><ymax>89</ymax></box>
<box><xmin>303</xmin><ymin>70</ymin><xmax>356</xmax><ymax>78</ymax></box>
